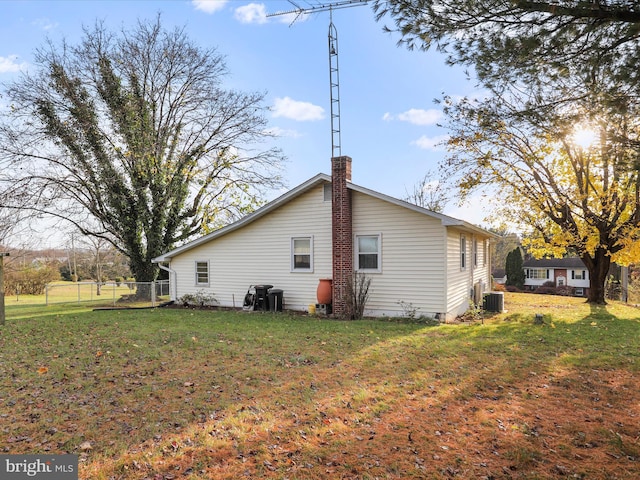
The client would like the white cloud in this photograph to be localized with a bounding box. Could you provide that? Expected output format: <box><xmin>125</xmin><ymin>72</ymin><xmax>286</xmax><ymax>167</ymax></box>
<box><xmin>264</xmin><ymin>126</ymin><xmax>302</xmax><ymax>138</ymax></box>
<box><xmin>272</xmin><ymin>97</ymin><xmax>325</xmax><ymax>121</ymax></box>
<box><xmin>192</xmin><ymin>0</ymin><xmax>228</xmax><ymax>14</ymax></box>
<box><xmin>383</xmin><ymin>108</ymin><xmax>442</xmax><ymax>126</ymax></box>
<box><xmin>32</xmin><ymin>18</ymin><xmax>58</xmax><ymax>31</ymax></box>
<box><xmin>0</xmin><ymin>55</ymin><xmax>27</xmax><ymax>73</ymax></box>
<box><xmin>412</xmin><ymin>134</ymin><xmax>449</xmax><ymax>151</ymax></box>
<box><xmin>234</xmin><ymin>3</ymin><xmax>268</xmax><ymax>24</ymax></box>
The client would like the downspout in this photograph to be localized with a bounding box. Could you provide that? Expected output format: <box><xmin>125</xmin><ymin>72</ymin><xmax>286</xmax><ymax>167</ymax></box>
<box><xmin>158</xmin><ymin>262</ymin><xmax>177</xmax><ymax>302</ymax></box>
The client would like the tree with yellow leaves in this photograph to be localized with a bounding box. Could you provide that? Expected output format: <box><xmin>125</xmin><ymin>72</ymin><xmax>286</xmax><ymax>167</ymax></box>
<box><xmin>442</xmin><ymin>91</ymin><xmax>640</xmax><ymax>304</ymax></box>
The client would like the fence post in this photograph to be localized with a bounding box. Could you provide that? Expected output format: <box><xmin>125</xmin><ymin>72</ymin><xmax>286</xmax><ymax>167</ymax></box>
<box><xmin>112</xmin><ymin>282</ymin><xmax>116</xmax><ymax>306</ymax></box>
<box><xmin>0</xmin><ymin>253</ymin><xmax>9</xmax><ymax>324</ymax></box>
<box><xmin>45</xmin><ymin>283</ymin><xmax>49</xmax><ymax>307</ymax></box>
<box><xmin>152</xmin><ymin>281</ymin><xmax>156</xmax><ymax>307</ymax></box>
<box><xmin>77</xmin><ymin>283</ymin><xmax>81</xmax><ymax>304</ymax></box>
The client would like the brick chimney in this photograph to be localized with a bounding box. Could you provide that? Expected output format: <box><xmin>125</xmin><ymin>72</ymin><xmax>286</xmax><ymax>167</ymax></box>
<box><xmin>331</xmin><ymin>155</ymin><xmax>353</xmax><ymax>318</ymax></box>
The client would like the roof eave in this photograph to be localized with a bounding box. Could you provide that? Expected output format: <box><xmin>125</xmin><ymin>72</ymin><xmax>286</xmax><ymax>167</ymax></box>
<box><xmin>152</xmin><ymin>173</ymin><xmax>331</xmax><ymax>263</ymax></box>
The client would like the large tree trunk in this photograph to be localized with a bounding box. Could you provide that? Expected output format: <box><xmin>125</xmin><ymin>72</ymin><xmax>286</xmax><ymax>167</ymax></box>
<box><xmin>129</xmin><ymin>255</ymin><xmax>160</xmax><ymax>300</ymax></box>
<box><xmin>583</xmin><ymin>248</ymin><xmax>611</xmax><ymax>304</ymax></box>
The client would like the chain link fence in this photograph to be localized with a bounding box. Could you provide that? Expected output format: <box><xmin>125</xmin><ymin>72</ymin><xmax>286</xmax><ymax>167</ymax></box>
<box><xmin>45</xmin><ymin>280</ymin><xmax>170</xmax><ymax>308</ymax></box>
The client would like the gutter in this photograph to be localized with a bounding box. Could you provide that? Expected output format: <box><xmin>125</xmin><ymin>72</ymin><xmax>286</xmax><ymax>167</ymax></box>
<box><xmin>158</xmin><ymin>262</ymin><xmax>177</xmax><ymax>302</ymax></box>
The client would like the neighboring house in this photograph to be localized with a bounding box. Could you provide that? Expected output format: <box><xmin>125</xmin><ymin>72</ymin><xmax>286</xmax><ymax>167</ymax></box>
<box><xmin>153</xmin><ymin>156</ymin><xmax>497</xmax><ymax>321</ymax></box>
<box><xmin>492</xmin><ymin>268</ymin><xmax>507</xmax><ymax>285</ymax></box>
<box><xmin>523</xmin><ymin>257</ymin><xmax>589</xmax><ymax>297</ymax></box>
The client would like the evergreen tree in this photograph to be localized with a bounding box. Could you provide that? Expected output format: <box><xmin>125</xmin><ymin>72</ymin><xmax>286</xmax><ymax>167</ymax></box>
<box><xmin>505</xmin><ymin>248</ymin><xmax>525</xmax><ymax>290</ymax></box>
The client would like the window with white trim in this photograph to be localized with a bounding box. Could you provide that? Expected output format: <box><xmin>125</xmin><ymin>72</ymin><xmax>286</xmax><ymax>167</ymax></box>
<box><xmin>527</xmin><ymin>268</ymin><xmax>549</xmax><ymax>280</ymax></box>
<box><xmin>195</xmin><ymin>261</ymin><xmax>209</xmax><ymax>286</ymax></box>
<box><xmin>483</xmin><ymin>240</ymin><xmax>488</xmax><ymax>266</ymax></box>
<box><xmin>572</xmin><ymin>270</ymin><xmax>587</xmax><ymax>280</ymax></box>
<box><xmin>356</xmin><ymin>234</ymin><xmax>381</xmax><ymax>271</ymax></box>
<box><xmin>323</xmin><ymin>183</ymin><xmax>332</xmax><ymax>202</ymax></box>
<box><xmin>291</xmin><ymin>236</ymin><xmax>313</xmax><ymax>271</ymax></box>
<box><xmin>473</xmin><ymin>239</ymin><xmax>479</xmax><ymax>267</ymax></box>
<box><xmin>460</xmin><ymin>235</ymin><xmax>466</xmax><ymax>269</ymax></box>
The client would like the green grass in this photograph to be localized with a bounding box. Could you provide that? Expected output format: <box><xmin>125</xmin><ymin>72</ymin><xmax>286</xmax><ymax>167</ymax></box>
<box><xmin>1</xmin><ymin>293</ymin><xmax>640</xmax><ymax>479</ymax></box>
<box><xmin>6</xmin><ymin>280</ymin><xmax>168</xmax><ymax>308</ymax></box>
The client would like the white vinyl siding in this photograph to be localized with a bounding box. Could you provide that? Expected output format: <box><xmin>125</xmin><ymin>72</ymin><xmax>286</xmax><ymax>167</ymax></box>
<box><xmin>351</xmin><ymin>191</ymin><xmax>446</xmax><ymax>317</ymax></box>
<box><xmin>165</xmin><ymin>179</ymin><xmax>495</xmax><ymax>320</ymax></box>
<box><xmin>170</xmin><ymin>184</ymin><xmax>332</xmax><ymax>310</ymax></box>
<box><xmin>445</xmin><ymin>230</ymin><xmax>492</xmax><ymax>320</ymax></box>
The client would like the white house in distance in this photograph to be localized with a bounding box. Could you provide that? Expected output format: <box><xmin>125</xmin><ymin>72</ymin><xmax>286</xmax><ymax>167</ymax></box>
<box><xmin>523</xmin><ymin>257</ymin><xmax>590</xmax><ymax>297</ymax></box>
<box><xmin>152</xmin><ymin>156</ymin><xmax>497</xmax><ymax>321</ymax></box>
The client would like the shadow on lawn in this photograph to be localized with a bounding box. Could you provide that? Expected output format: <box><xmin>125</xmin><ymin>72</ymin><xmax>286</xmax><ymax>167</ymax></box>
<box><xmin>4</xmin><ymin>305</ymin><xmax>640</xmax><ymax>479</ymax></box>
<box><xmin>80</xmin><ymin>306</ymin><xmax>640</xmax><ymax>478</ymax></box>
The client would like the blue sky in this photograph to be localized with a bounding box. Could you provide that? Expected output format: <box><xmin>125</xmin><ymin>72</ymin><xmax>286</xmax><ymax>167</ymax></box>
<box><xmin>1</xmin><ymin>0</ymin><xmax>487</xmax><ymax>246</ymax></box>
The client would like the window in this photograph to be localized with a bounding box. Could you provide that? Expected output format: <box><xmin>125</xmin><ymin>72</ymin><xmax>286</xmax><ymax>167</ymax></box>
<box><xmin>572</xmin><ymin>270</ymin><xmax>587</xmax><ymax>280</ymax></box>
<box><xmin>292</xmin><ymin>237</ymin><xmax>313</xmax><ymax>271</ymax></box>
<box><xmin>356</xmin><ymin>234</ymin><xmax>381</xmax><ymax>271</ymax></box>
<box><xmin>323</xmin><ymin>183</ymin><xmax>332</xmax><ymax>202</ymax></box>
<box><xmin>483</xmin><ymin>240</ymin><xmax>487</xmax><ymax>267</ymax></box>
<box><xmin>460</xmin><ymin>235</ymin><xmax>466</xmax><ymax>269</ymax></box>
<box><xmin>195</xmin><ymin>261</ymin><xmax>209</xmax><ymax>286</ymax></box>
<box><xmin>527</xmin><ymin>269</ymin><xmax>549</xmax><ymax>280</ymax></box>
<box><xmin>473</xmin><ymin>239</ymin><xmax>478</xmax><ymax>267</ymax></box>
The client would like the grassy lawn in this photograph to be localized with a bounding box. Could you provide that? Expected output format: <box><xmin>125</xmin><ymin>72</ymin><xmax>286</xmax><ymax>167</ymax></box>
<box><xmin>1</xmin><ymin>293</ymin><xmax>639</xmax><ymax>479</ymax></box>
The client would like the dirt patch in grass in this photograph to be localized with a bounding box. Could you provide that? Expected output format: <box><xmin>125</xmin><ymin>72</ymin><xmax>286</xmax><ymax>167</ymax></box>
<box><xmin>1</xmin><ymin>294</ymin><xmax>639</xmax><ymax>479</ymax></box>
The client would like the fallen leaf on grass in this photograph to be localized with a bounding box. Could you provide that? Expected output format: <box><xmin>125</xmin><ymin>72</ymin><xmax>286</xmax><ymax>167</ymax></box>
<box><xmin>79</xmin><ymin>441</ymin><xmax>93</xmax><ymax>451</ymax></box>
<box><xmin>38</xmin><ymin>367</ymin><xmax>48</xmax><ymax>374</ymax></box>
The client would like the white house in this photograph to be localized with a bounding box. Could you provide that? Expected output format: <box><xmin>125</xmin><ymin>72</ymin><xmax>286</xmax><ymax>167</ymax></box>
<box><xmin>523</xmin><ymin>257</ymin><xmax>590</xmax><ymax>297</ymax></box>
<box><xmin>152</xmin><ymin>156</ymin><xmax>497</xmax><ymax>320</ymax></box>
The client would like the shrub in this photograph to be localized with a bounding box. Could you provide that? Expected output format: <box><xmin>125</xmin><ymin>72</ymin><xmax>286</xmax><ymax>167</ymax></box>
<box><xmin>534</xmin><ymin>286</ymin><xmax>557</xmax><ymax>295</ymax></box>
<box><xmin>5</xmin><ymin>265</ymin><xmax>60</xmax><ymax>295</ymax></box>
<box><xmin>397</xmin><ymin>300</ymin><xmax>419</xmax><ymax>320</ymax></box>
<box><xmin>179</xmin><ymin>290</ymin><xmax>218</xmax><ymax>308</ymax></box>
<box><xmin>345</xmin><ymin>272</ymin><xmax>371</xmax><ymax>319</ymax></box>
<box><xmin>555</xmin><ymin>285</ymin><xmax>574</xmax><ymax>296</ymax></box>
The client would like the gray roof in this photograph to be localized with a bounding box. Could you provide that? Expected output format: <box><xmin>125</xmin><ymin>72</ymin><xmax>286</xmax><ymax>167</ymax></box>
<box><xmin>523</xmin><ymin>257</ymin><xmax>586</xmax><ymax>269</ymax></box>
<box><xmin>153</xmin><ymin>173</ymin><xmax>499</xmax><ymax>263</ymax></box>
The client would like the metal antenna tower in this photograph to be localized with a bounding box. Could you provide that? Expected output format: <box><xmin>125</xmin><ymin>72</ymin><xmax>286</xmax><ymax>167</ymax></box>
<box><xmin>267</xmin><ymin>1</ymin><xmax>369</xmax><ymax>158</ymax></box>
